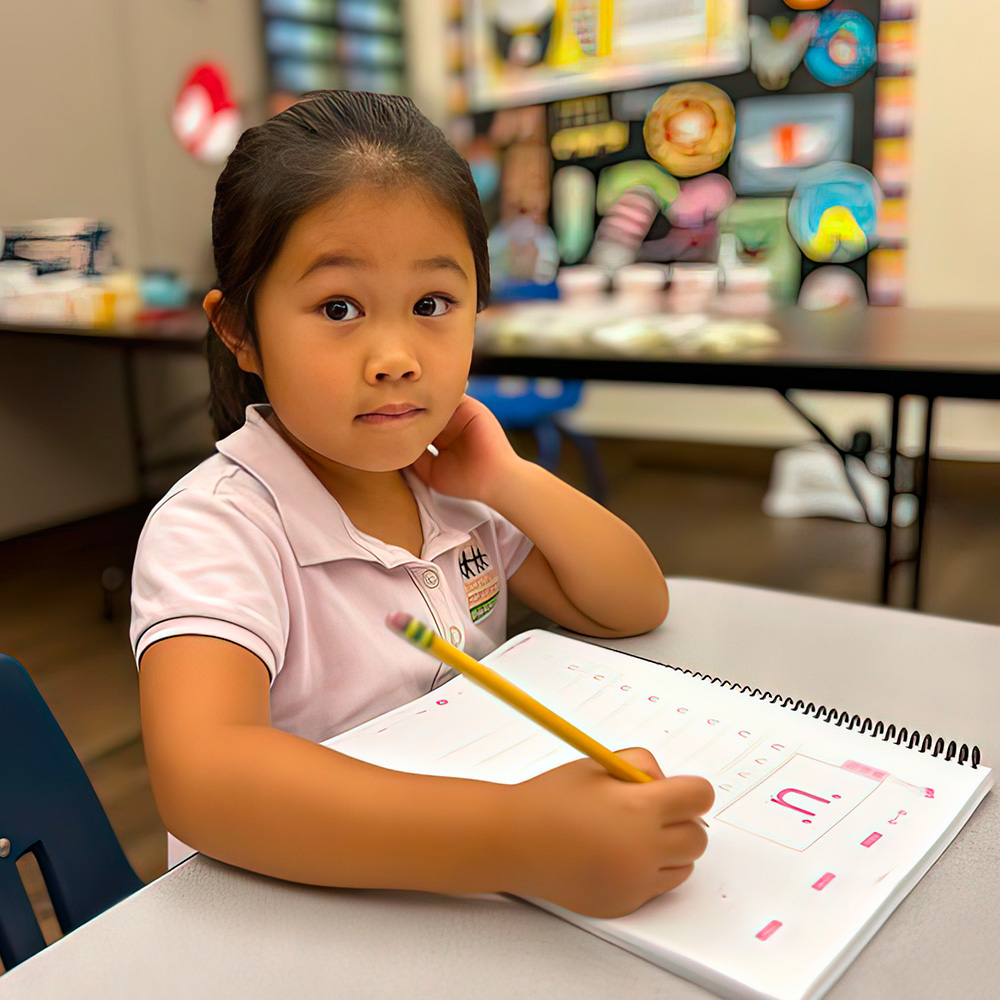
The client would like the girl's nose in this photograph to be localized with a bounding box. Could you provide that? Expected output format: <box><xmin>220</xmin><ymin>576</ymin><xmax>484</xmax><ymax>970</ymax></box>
<box><xmin>364</xmin><ymin>341</ymin><xmax>421</xmax><ymax>384</ymax></box>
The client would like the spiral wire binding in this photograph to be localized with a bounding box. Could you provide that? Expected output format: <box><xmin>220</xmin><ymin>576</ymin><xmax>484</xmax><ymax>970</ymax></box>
<box><xmin>665</xmin><ymin>664</ymin><xmax>981</xmax><ymax>768</ymax></box>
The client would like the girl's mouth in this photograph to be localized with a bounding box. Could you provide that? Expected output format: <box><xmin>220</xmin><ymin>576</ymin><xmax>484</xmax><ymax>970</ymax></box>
<box><xmin>355</xmin><ymin>407</ymin><xmax>424</xmax><ymax>425</ymax></box>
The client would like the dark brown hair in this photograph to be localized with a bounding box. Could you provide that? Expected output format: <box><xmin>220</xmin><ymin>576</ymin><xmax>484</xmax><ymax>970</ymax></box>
<box><xmin>206</xmin><ymin>90</ymin><xmax>491</xmax><ymax>439</ymax></box>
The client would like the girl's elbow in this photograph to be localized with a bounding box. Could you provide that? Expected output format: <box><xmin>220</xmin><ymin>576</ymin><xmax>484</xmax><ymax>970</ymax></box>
<box><xmin>645</xmin><ymin>577</ymin><xmax>669</xmax><ymax>632</ymax></box>
<box><xmin>611</xmin><ymin>585</ymin><xmax>669</xmax><ymax>638</ymax></box>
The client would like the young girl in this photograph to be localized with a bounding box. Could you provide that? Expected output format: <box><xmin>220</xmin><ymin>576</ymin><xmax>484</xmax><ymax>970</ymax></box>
<box><xmin>131</xmin><ymin>90</ymin><xmax>712</xmax><ymax>919</ymax></box>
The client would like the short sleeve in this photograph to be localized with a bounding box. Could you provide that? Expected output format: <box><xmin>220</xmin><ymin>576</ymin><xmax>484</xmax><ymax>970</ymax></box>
<box><xmin>490</xmin><ymin>507</ymin><xmax>535</xmax><ymax>579</ymax></box>
<box><xmin>130</xmin><ymin>489</ymin><xmax>290</xmax><ymax>679</ymax></box>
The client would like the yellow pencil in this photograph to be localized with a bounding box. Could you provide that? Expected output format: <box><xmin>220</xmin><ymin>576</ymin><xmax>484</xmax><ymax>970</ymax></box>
<box><xmin>385</xmin><ymin>612</ymin><xmax>653</xmax><ymax>783</ymax></box>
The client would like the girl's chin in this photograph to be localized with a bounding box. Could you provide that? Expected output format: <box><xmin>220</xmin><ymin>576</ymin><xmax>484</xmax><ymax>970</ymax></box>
<box><xmin>353</xmin><ymin>446</ymin><xmax>433</xmax><ymax>474</ymax></box>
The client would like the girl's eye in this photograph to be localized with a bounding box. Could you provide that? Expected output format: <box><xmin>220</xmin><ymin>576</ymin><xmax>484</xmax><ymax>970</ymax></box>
<box><xmin>413</xmin><ymin>295</ymin><xmax>453</xmax><ymax>317</ymax></box>
<box><xmin>322</xmin><ymin>299</ymin><xmax>361</xmax><ymax>322</ymax></box>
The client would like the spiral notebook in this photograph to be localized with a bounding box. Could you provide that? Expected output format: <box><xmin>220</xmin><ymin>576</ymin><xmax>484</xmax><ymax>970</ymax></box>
<box><xmin>324</xmin><ymin>630</ymin><xmax>993</xmax><ymax>1000</ymax></box>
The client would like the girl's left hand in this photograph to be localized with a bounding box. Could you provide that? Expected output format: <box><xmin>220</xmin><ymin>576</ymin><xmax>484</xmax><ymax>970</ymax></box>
<box><xmin>410</xmin><ymin>395</ymin><xmax>522</xmax><ymax>503</ymax></box>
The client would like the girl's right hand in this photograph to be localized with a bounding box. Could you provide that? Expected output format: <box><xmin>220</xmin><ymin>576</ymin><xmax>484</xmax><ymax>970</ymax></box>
<box><xmin>501</xmin><ymin>749</ymin><xmax>713</xmax><ymax>918</ymax></box>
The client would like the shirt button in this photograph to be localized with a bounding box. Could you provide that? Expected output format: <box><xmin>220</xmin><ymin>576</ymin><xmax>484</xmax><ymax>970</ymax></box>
<box><xmin>449</xmin><ymin>625</ymin><xmax>464</xmax><ymax>647</ymax></box>
<box><xmin>422</xmin><ymin>569</ymin><xmax>440</xmax><ymax>589</ymax></box>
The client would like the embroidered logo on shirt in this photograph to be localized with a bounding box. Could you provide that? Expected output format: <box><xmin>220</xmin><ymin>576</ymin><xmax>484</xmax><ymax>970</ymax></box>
<box><xmin>459</xmin><ymin>540</ymin><xmax>499</xmax><ymax>623</ymax></box>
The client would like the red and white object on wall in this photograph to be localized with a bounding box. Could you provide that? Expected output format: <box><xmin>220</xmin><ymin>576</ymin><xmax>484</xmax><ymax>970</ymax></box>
<box><xmin>171</xmin><ymin>63</ymin><xmax>241</xmax><ymax>164</ymax></box>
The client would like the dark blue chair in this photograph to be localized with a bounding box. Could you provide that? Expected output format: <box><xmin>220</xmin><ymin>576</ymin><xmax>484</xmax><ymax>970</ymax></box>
<box><xmin>0</xmin><ymin>654</ymin><xmax>143</xmax><ymax>970</ymax></box>
<box><xmin>466</xmin><ymin>376</ymin><xmax>607</xmax><ymax>502</ymax></box>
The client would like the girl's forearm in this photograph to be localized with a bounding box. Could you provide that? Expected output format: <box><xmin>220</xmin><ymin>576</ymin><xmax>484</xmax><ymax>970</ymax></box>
<box><xmin>153</xmin><ymin>723</ymin><xmax>712</xmax><ymax>918</ymax></box>
<box><xmin>155</xmin><ymin>724</ymin><xmax>518</xmax><ymax>892</ymax></box>
<box><xmin>487</xmin><ymin>459</ymin><xmax>668</xmax><ymax>634</ymax></box>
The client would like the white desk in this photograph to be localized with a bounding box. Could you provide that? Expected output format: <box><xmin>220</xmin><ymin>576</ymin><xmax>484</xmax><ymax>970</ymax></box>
<box><xmin>2</xmin><ymin>579</ymin><xmax>997</xmax><ymax>999</ymax></box>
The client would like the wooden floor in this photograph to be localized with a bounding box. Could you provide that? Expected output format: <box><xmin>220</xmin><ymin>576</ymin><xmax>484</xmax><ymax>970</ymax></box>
<box><xmin>1</xmin><ymin>436</ymin><xmax>998</xmax><ymax>968</ymax></box>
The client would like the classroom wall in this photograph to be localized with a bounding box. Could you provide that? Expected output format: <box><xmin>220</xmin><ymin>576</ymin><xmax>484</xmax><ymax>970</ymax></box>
<box><xmin>0</xmin><ymin>1</ymin><xmax>266</xmax><ymax>286</ymax></box>
<box><xmin>0</xmin><ymin>0</ymin><xmax>264</xmax><ymax>538</ymax></box>
<box><xmin>905</xmin><ymin>0</ymin><xmax>1000</xmax><ymax>310</ymax></box>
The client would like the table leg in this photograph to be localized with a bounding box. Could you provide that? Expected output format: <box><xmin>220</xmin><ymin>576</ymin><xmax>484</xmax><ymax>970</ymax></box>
<box><xmin>881</xmin><ymin>394</ymin><xmax>901</xmax><ymax>605</ymax></box>
<box><xmin>911</xmin><ymin>396</ymin><xmax>936</xmax><ymax>608</ymax></box>
<box><xmin>777</xmin><ymin>390</ymin><xmax>873</xmax><ymax>521</ymax></box>
<box><xmin>121</xmin><ymin>345</ymin><xmax>146</xmax><ymax>497</ymax></box>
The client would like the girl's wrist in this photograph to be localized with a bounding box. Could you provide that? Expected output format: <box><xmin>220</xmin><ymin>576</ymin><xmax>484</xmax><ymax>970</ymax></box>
<box><xmin>483</xmin><ymin>780</ymin><xmax>542</xmax><ymax>897</ymax></box>
<box><xmin>477</xmin><ymin>455</ymin><xmax>546</xmax><ymax>513</ymax></box>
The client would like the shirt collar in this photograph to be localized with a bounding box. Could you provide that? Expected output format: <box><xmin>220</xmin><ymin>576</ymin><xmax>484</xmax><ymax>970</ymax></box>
<box><xmin>216</xmin><ymin>405</ymin><xmax>490</xmax><ymax>568</ymax></box>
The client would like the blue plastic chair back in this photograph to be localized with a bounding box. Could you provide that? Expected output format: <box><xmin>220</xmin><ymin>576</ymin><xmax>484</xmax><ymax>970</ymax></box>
<box><xmin>466</xmin><ymin>376</ymin><xmax>583</xmax><ymax>428</ymax></box>
<box><xmin>0</xmin><ymin>654</ymin><xmax>143</xmax><ymax>969</ymax></box>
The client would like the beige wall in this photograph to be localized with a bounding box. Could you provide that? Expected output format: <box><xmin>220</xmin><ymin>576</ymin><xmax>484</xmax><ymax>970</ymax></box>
<box><xmin>0</xmin><ymin>0</ymin><xmax>265</xmax><ymax>285</ymax></box>
<box><xmin>906</xmin><ymin>0</ymin><xmax>1000</xmax><ymax>308</ymax></box>
<box><xmin>0</xmin><ymin>0</ymin><xmax>265</xmax><ymax>537</ymax></box>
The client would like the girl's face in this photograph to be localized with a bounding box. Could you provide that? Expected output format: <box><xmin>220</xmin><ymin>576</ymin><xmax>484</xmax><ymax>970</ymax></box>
<box><xmin>244</xmin><ymin>184</ymin><xmax>478</xmax><ymax>477</ymax></box>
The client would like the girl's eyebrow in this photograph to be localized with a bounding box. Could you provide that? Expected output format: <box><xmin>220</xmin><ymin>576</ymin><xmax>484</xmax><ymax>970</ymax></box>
<box><xmin>413</xmin><ymin>255</ymin><xmax>470</xmax><ymax>283</ymax></box>
<box><xmin>298</xmin><ymin>253</ymin><xmax>469</xmax><ymax>283</ymax></box>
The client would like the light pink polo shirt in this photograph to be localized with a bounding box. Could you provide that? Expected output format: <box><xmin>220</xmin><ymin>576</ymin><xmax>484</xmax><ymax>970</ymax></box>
<box><xmin>130</xmin><ymin>404</ymin><xmax>534</xmax><ymax>745</ymax></box>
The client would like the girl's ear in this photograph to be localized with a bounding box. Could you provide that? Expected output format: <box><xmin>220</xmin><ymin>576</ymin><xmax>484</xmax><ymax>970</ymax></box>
<box><xmin>203</xmin><ymin>290</ymin><xmax>262</xmax><ymax>377</ymax></box>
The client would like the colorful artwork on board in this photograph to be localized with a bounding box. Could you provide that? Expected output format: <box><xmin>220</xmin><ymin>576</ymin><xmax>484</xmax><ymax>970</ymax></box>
<box><xmin>489</xmin><ymin>137</ymin><xmax>559</xmax><ymax>284</ymax></box>
<box><xmin>867</xmin><ymin>247</ymin><xmax>905</xmax><ymax>306</ymax></box>
<box><xmin>171</xmin><ymin>63</ymin><xmax>241</xmax><ymax>164</ymax></box>
<box><xmin>870</xmin><ymin>0</ymin><xmax>918</xmax><ymax>304</ymax></box>
<box><xmin>637</xmin><ymin>174</ymin><xmax>734</xmax><ymax>264</ymax></box>
<box><xmin>748</xmin><ymin>14</ymin><xmax>818</xmax><ymax>90</ymax></box>
<box><xmin>872</xmin><ymin>138</ymin><xmax>908</xmax><ymax>198</ymax></box>
<box><xmin>804</xmin><ymin>10</ymin><xmax>877</xmax><ymax>87</ymax></box>
<box><xmin>798</xmin><ymin>265</ymin><xmax>868</xmax><ymax>309</ymax></box>
<box><xmin>462</xmin><ymin>0</ymin><xmax>917</xmax><ymax>305</ymax></box>
<box><xmin>491</xmin><ymin>0</ymin><xmax>557</xmax><ymax>68</ymax></box>
<box><xmin>666</xmin><ymin>175</ymin><xmax>735</xmax><ymax>229</ymax></box>
<box><xmin>874</xmin><ymin>77</ymin><xmax>914</xmax><ymax>139</ymax></box>
<box><xmin>643</xmin><ymin>82</ymin><xmax>736</xmax><ymax>177</ymax></box>
<box><xmin>595</xmin><ymin>160</ymin><xmax>679</xmax><ymax>214</ymax></box>
<box><xmin>466</xmin><ymin>138</ymin><xmax>502</xmax><ymax>202</ymax></box>
<box><xmin>465</xmin><ymin>0</ymin><xmax>749</xmax><ymax>108</ymax></box>
<box><xmin>718</xmin><ymin>199</ymin><xmax>802</xmax><ymax>303</ymax></box>
<box><xmin>489</xmin><ymin>216</ymin><xmax>560</xmax><ymax>283</ymax></box>
<box><xmin>552</xmin><ymin>165</ymin><xmax>596</xmax><ymax>264</ymax></box>
<box><xmin>590</xmin><ymin>159</ymin><xmax>680</xmax><ymax>274</ymax></box>
<box><xmin>730</xmin><ymin>94</ymin><xmax>854</xmax><ymax>195</ymax></box>
<box><xmin>787</xmin><ymin>162</ymin><xmax>882</xmax><ymax>263</ymax></box>
<box><xmin>877</xmin><ymin>19</ymin><xmax>916</xmax><ymax>76</ymax></box>
<box><xmin>589</xmin><ymin>188</ymin><xmax>661</xmax><ymax>274</ymax></box>
<box><xmin>639</xmin><ymin>223</ymin><xmax>720</xmax><ymax>265</ymax></box>
<box><xmin>547</xmin><ymin>95</ymin><xmax>627</xmax><ymax>159</ymax></box>
<box><xmin>551</xmin><ymin>120</ymin><xmax>629</xmax><ymax>159</ymax></box>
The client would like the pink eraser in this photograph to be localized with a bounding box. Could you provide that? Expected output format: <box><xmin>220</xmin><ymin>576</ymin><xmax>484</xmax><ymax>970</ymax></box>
<box><xmin>386</xmin><ymin>611</ymin><xmax>410</xmax><ymax>632</ymax></box>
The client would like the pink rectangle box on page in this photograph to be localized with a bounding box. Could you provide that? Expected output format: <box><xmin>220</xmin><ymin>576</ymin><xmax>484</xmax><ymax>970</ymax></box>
<box><xmin>861</xmin><ymin>832</ymin><xmax>882</xmax><ymax>847</ymax></box>
<box><xmin>812</xmin><ymin>872</ymin><xmax>836</xmax><ymax>890</ymax></box>
<box><xmin>842</xmin><ymin>760</ymin><xmax>890</xmax><ymax>781</ymax></box>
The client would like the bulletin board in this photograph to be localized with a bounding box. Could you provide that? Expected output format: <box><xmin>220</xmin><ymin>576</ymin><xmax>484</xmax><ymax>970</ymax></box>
<box><xmin>451</xmin><ymin>0</ymin><xmax>917</xmax><ymax>307</ymax></box>
<box><xmin>465</xmin><ymin>0</ymin><xmax>751</xmax><ymax>109</ymax></box>
<box><xmin>259</xmin><ymin>0</ymin><xmax>407</xmax><ymax>108</ymax></box>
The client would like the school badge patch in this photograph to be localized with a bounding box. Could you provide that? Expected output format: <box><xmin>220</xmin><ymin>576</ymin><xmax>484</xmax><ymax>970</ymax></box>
<box><xmin>458</xmin><ymin>539</ymin><xmax>499</xmax><ymax>623</ymax></box>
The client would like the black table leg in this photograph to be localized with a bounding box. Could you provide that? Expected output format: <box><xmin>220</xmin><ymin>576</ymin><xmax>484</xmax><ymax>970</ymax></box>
<box><xmin>881</xmin><ymin>394</ymin><xmax>901</xmax><ymax>605</ymax></box>
<box><xmin>121</xmin><ymin>345</ymin><xmax>146</xmax><ymax>497</ymax></box>
<box><xmin>911</xmin><ymin>396</ymin><xmax>936</xmax><ymax>608</ymax></box>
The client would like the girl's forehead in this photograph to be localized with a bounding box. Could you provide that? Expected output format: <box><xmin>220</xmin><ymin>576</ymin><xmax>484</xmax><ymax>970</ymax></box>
<box><xmin>273</xmin><ymin>184</ymin><xmax>473</xmax><ymax>280</ymax></box>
